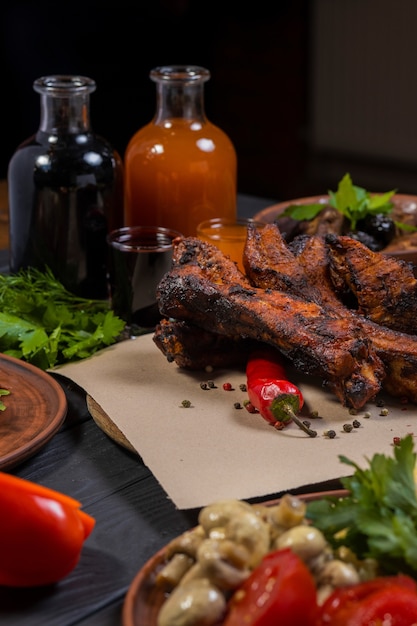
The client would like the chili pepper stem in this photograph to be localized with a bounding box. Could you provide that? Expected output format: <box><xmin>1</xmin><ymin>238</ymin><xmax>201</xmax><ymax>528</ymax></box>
<box><xmin>281</xmin><ymin>404</ymin><xmax>317</xmax><ymax>438</ymax></box>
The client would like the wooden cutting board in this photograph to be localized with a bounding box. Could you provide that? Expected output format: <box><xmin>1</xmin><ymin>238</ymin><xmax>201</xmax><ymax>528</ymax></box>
<box><xmin>87</xmin><ymin>394</ymin><xmax>137</xmax><ymax>454</ymax></box>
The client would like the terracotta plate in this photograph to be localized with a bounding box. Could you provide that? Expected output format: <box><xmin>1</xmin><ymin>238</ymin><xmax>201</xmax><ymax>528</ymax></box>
<box><xmin>122</xmin><ymin>489</ymin><xmax>348</xmax><ymax>626</ymax></box>
<box><xmin>0</xmin><ymin>353</ymin><xmax>67</xmax><ymax>470</ymax></box>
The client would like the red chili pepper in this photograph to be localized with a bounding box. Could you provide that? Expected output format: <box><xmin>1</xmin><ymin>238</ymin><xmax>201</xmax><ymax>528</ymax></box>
<box><xmin>0</xmin><ymin>472</ymin><xmax>95</xmax><ymax>587</ymax></box>
<box><xmin>246</xmin><ymin>346</ymin><xmax>317</xmax><ymax>437</ymax></box>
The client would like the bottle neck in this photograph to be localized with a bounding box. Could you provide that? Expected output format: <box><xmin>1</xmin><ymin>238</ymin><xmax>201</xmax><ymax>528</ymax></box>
<box><xmin>150</xmin><ymin>66</ymin><xmax>209</xmax><ymax>124</ymax></box>
<box><xmin>34</xmin><ymin>75</ymin><xmax>95</xmax><ymax>135</ymax></box>
<box><xmin>154</xmin><ymin>82</ymin><xmax>207</xmax><ymax>123</ymax></box>
<box><xmin>38</xmin><ymin>93</ymin><xmax>92</xmax><ymax>134</ymax></box>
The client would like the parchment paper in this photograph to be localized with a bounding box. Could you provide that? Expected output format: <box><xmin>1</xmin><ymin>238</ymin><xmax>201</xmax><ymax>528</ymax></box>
<box><xmin>56</xmin><ymin>334</ymin><xmax>417</xmax><ymax>510</ymax></box>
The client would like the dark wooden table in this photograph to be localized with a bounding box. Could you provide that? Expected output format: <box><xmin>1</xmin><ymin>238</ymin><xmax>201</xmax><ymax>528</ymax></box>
<box><xmin>1</xmin><ymin>192</ymin><xmax>342</xmax><ymax>625</ymax></box>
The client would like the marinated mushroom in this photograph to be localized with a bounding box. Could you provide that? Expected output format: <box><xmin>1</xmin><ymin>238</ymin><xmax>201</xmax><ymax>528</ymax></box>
<box><xmin>198</xmin><ymin>499</ymin><xmax>253</xmax><ymax>534</ymax></box>
<box><xmin>157</xmin><ymin>578</ymin><xmax>226</xmax><ymax>626</ymax></box>
<box><xmin>275</xmin><ymin>525</ymin><xmax>328</xmax><ymax>563</ymax></box>
<box><xmin>194</xmin><ymin>538</ymin><xmax>251</xmax><ymax>590</ymax></box>
<box><xmin>156</xmin><ymin>553</ymin><xmax>195</xmax><ymax>589</ymax></box>
<box><xmin>165</xmin><ymin>525</ymin><xmax>206</xmax><ymax>559</ymax></box>
<box><xmin>224</xmin><ymin>509</ymin><xmax>270</xmax><ymax>568</ymax></box>
<box><xmin>317</xmin><ymin>559</ymin><xmax>361</xmax><ymax>588</ymax></box>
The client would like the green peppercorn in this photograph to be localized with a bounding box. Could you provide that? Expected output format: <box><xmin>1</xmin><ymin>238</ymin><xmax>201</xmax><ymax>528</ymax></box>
<box><xmin>181</xmin><ymin>399</ymin><xmax>192</xmax><ymax>408</ymax></box>
<box><xmin>343</xmin><ymin>423</ymin><xmax>353</xmax><ymax>432</ymax></box>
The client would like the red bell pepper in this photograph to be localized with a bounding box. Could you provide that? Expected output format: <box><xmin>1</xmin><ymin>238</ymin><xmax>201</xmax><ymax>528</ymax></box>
<box><xmin>0</xmin><ymin>471</ymin><xmax>95</xmax><ymax>587</ymax></box>
<box><xmin>223</xmin><ymin>547</ymin><xmax>319</xmax><ymax>626</ymax></box>
<box><xmin>317</xmin><ymin>575</ymin><xmax>417</xmax><ymax>625</ymax></box>
<box><xmin>246</xmin><ymin>346</ymin><xmax>317</xmax><ymax>437</ymax></box>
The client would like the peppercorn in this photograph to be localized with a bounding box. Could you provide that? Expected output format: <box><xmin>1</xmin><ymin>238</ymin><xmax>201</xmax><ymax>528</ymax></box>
<box><xmin>393</xmin><ymin>436</ymin><xmax>402</xmax><ymax>446</ymax></box>
<box><xmin>207</xmin><ymin>380</ymin><xmax>216</xmax><ymax>388</ymax></box>
<box><xmin>324</xmin><ymin>430</ymin><xmax>336</xmax><ymax>439</ymax></box>
<box><xmin>223</xmin><ymin>382</ymin><xmax>233</xmax><ymax>391</ymax></box>
<box><xmin>244</xmin><ymin>401</ymin><xmax>258</xmax><ymax>414</ymax></box>
<box><xmin>239</xmin><ymin>384</ymin><xmax>247</xmax><ymax>392</ymax></box>
<box><xmin>352</xmin><ymin>419</ymin><xmax>361</xmax><ymax>428</ymax></box>
<box><xmin>181</xmin><ymin>400</ymin><xmax>192</xmax><ymax>408</ymax></box>
<box><xmin>343</xmin><ymin>423</ymin><xmax>354</xmax><ymax>432</ymax></box>
<box><xmin>234</xmin><ymin>402</ymin><xmax>243</xmax><ymax>409</ymax></box>
<box><xmin>200</xmin><ymin>382</ymin><xmax>208</xmax><ymax>390</ymax></box>
<box><xmin>379</xmin><ymin>408</ymin><xmax>389</xmax><ymax>416</ymax></box>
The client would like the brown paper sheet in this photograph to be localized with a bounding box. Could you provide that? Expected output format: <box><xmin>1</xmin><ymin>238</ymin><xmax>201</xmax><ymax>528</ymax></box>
<box><xmin>56</xmin><ymin>334</ymin><xmax>417</xmax><ymax>509</ymax></box>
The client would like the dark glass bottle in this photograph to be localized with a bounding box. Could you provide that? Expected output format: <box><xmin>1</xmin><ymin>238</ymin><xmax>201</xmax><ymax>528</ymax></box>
<box><xmin>8</xmin><ymin>75</ymin><xmax>124</xmax><ymax>299</ymax></box>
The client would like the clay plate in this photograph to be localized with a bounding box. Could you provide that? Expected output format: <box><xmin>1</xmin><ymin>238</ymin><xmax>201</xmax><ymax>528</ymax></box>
<box><xmin>0</xmin><ymin>353</ymin><xmax>67</xmax><ymax>470</ymax></box>
<box><xmin>254</xmin><ymin>193</ymin><xmax>417</xmax><ymax>267</ymax></box>
<box><xmin>122</xmin><ymin>489</ymin><xmax>349</xmax><ymax>626</ymax></box>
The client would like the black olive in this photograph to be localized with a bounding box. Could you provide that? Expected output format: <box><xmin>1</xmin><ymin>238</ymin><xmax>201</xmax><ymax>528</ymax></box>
<box><xmin>348</xmin><ymin>230</ymin><xmax>382</xmax><ymax>251</ymax></box>
<box><xmin>356</xmin><ymin>213</ymin><xmax>396</xmax><ymax>246</ymax></box>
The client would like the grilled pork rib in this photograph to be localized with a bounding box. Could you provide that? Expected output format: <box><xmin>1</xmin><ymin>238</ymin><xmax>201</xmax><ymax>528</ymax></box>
<box><xmin>153</xmin><ymin>318</ymin><xmax>255</xmax><ymax>370</ymax></box>
<box><xmin>156</xmin><ymin>237</ymin><xmax>383</xmax><ymax>409</ymax></box>
<box><xmin>325</xmin><ymin>234</ymin><xmax>417</xmax><ymax>334</ymax></box>
<box><xmin>244</xmin><ymin>225</ymin><xmax>417</xmax><ymax>403</ymax></box>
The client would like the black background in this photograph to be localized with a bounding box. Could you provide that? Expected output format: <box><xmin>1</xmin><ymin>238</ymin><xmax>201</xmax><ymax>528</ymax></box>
<box><xmin>1</xmin><ymin>1</ymin><xmax>310</xmax><ymax>200</ymax></box>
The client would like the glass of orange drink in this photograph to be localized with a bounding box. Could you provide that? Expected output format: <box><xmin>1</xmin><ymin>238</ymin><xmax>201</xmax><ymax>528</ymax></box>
<box><xmin>196</xmin><ymin>217</ymin><xmax>265</xmax><ymax>273</ymax></box>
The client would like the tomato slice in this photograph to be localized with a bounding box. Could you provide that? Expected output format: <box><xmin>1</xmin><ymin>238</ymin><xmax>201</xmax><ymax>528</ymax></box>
<box><xmin>223</xmin><ymin>547</ymin><xmax>318</xmax><ymax>626</ymax></box>
<box><xmin>318</xmin><ymin>575</ymin><xmax>417</xmax><ymax>625</ymax></box>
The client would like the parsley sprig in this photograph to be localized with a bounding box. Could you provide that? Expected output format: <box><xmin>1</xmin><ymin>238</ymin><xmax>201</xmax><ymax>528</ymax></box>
<box><xmin>283</xmin><ymin>172</ymin><xmax>404</xmax><ymax>231</ymax></box>
<box><xmin>0</xmin><ymin>268</ymin><xmax>125</xmax><ymax>370</ymax></box>
<box><xmin>306</xmin><ymin>435</ymin><xmax>417</xmax><ymax>577</ymax></box>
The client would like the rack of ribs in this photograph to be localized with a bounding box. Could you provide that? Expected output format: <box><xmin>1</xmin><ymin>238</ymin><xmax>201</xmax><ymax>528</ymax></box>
<box><xmin>156</xmin><ymin>237</ymin><xmax>383</xmax><ymax>410</ymax></box>
<box><xmin>243</xmin><ymin>224</ymin><xmax>417</xmax><ymax>403</ymax></box>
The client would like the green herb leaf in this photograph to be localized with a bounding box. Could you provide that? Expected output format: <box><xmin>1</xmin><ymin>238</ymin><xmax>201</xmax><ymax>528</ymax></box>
<box><xmin>281</xmin><ymin>172</ymin><xmax>396</xmax><ymax>231</ymax></box>
<box><xmin>0</xmin><ymin>388</ymin><xmax>10</xmax><ymax>411</ymax></box>
<box><xmin>394</xmin><ymin>220</ymin><xmax>417</xmax><ymax>233</ymax></box>
<box><xmin>306</xmin><ymin>435</ymin><xmax>417</xmax><ymax>576</ymax></box>
<box><xmin>282</xmin><ymin>203</ymin><xmax>325</xmax><ymax>221</ymax></box>
<box><xmin>0</xmin><ymin>268</ymin><xmax>125</xmax><ymax>370</ymax></box>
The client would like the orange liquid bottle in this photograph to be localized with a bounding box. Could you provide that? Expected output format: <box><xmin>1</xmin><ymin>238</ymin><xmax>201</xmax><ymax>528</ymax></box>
<box><xmin>124</xmin><ymin>66</ymin><xmax>237</xmax><ymax>237</ymax></box>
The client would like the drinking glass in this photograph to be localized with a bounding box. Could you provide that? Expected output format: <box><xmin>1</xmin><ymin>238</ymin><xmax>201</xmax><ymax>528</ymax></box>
<box><xmin>196</xmin><ymin>217</ymin><xmax>265</xmax><ymax>272</ymax></box>
<box><xmin>107</xmin><ymin>226</ymin><xmax>182</xmax><ymax>333</ymax></box>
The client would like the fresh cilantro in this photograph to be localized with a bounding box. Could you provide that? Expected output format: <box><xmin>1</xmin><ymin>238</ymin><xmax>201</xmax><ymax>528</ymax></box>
<box><xmin>0</xmin><ymin>268</ymin><xmax>125</xmax><ymax>370</ymax></box>
<box><xmin>306</xmin><ymin>435</ymin><xmax>417</xmax><ymax>577</ymax></box>
<box><xmin>282</xmin><ymin>173</ymin><xmax>397</xmax><ymax>231</ymax></box>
